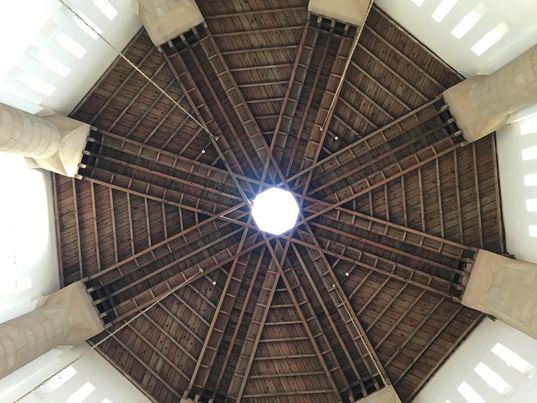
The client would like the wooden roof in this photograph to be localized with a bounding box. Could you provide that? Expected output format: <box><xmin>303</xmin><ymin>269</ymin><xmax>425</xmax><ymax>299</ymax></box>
<box><xmin>53</xmin><ymin>1</ymin><xmax>504</xmax><ymax>402</ymax></box>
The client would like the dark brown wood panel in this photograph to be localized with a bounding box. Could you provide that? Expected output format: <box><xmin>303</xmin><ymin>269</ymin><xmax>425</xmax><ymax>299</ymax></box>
<box><xmin>52</xmin><ymin>2</ymin><xmax>505</xmax><ymax>402</ymax></box>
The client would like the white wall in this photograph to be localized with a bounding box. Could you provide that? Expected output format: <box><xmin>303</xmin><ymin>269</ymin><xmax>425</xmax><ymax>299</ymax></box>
<box><xmin>414</xmin><ymin>318</ymin><xmax>537</xmax><ymax>403</ymax></box>
<box><xmin>0</xmin><ymin>153</ymin><xmax>60</xmax><ymax>323</ymax></box>
<box><xmin>0</xmin><ymin>0</ymin><xmax>141</xmax><ymax>115</ymax></box>
<box><xmin>0</xmin><ymin>1</ymin><xmax>150</xmax><ymax>401</ymax></box>
<box><xmin>496</xmin><ymin>114</ymin><xmax>537</xmax><ymax>263</ymax></box>
<box><xmin>0</xmin><ymin>0</ymin><xmax>143</xmax><ymax>321</ymax></box>
<box><xmin>373</xmin><ymin>0</ymin><xmax>537</xmax><ymax>263</ymax></box>
<box><xmin>376</xmin><ymin>0</ymin><xmax>537</xmax><ymax>77</ymax></box>
<box><xmin>0</xmin><ymin>343</ymin><xmax>154</xmax><ymax>403</ymax></box>
<box><xmin>376</xmin><ymin>2</ymin><xmax>537</xmax><ymax>402</ymax></box>
<box><xmin>0</xmin><ymin>153</ymin><xmax>153</xmax><ymax>403</ymax></box>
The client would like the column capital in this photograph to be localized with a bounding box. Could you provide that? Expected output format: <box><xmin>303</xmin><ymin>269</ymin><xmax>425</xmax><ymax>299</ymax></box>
<box><xmin>133</xmin><ymin>0</ymin><xmax>203</xmax><ymax>46</ymax></box>
<box><xmin>308</xmin><ymin>0</ymin><xmax>371</xmax><ymax>26</ymax></box>
<box><xmin>39</xmin><ymin>281</ymin><xmax>104</xmax><ymax>346</ymax></box>
<box><xmin>0</xmin><ymin>281</ymin><xmax>104</xmax><ymax>380</ymax></box>
<box><xmin>0</xmin><ymin>103</ymin><xmax>90</xmax><ymax>177</ymax></box>
<box><xmin>444</xmin><ymin>44</ymin><xmax>537</xmax><ymax>142</ymax></box>
<box><xmin>443</xmin><ymin>76</ymin><xmax>508</xmax><ymax>142</ymax></box>
<box><xmin>463</xmin><ymin>250</ymin><xmax>537</xmax><ymax>340</ymax></box>
<box><xmin>357</xmin><ymin>386</ymin><xmax>402</xmax><ymax>403</ymax></box>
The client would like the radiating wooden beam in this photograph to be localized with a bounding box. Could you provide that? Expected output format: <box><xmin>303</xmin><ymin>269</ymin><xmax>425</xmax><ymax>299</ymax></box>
<box><xmin>275</xmin><ymin>243</ymin><xmax>343</xmax><ymax>399</ymax></box>
<box><xmin>106</xmin><ymin>234</ymin><xmax>268</xmax><ymax>324</ymax></box>
<box><xmin>186</xmin><ymin>221</ymin><xmax>254</xmax><ymax>396</ymax></box>
<box><xmin>288</xmin><ymin>244</ymin><xmax>361</xmax><ymax>397</ymax></box>
<box><xmin>208</xmin><ymin>250</ymin><xmax>266</xmax><ymax>402</ymax></box>
<box><xmin>286</xmin><ymin>98</ymin><xmax>440</xmax><ymax>184</ymax></box>
<box><xmin>294</xmin><ymin>223</ymin><xmax>391</xmax><ymax>391</ymax></box>
<box><xmin>405</xmin><ymin>313</ymin><xmax>483</xmax><ymax>402</ymax></box>
<box><xmin>94</xmin><ymin>129</ymin><xmax>259</xmax><ymax>190</ymax></box>
<box><xmin>267</xmin><ymin>20</ymin><xmax>312</xmax><ymax>179</ymax></box>
<box><xmin>294</xmin><ymin>233</ymin><xmax>459</xmax><ymax>300</ymax></box>
<box><xmin>226</xmin><ymin>265</ymin><xmax>280</xmax><ymax>401</ymax></box>
<box><xmin>284</xmin><ymin>18</ymin><xmax>335</xmax><ymax>178</ymax></box>
<box><xmin>93</xmin><ymin>227</ymin><xmax>243</xmax><ymax>309</ymax></box>
<box><xmin>71</xmin><ymin>178</ymin><xmax>84</xmax><ymax>280</ymax></box>
<box><xmin>84</xmin><ymin>201</ymin><xmax>247</xmax><ymax>283</ymax></box>
<box><xmin>393</xmin><ymin>305</ymin><xmax>464</xmax><ymax>385</ymax></box>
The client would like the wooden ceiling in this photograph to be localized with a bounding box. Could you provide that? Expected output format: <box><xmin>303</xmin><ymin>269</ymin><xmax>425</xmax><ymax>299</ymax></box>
<box><xmin>53</xmin><ymin>1</ymin><xmax>505</xmax><ymax>402</ymax></box>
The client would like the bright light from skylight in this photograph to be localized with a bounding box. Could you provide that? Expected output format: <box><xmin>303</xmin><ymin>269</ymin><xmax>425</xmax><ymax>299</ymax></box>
<box><xmin>432</xmin><ymin>0</ymin><xmax>458</xmax><ymax>23</ymax></box>
<box><xmin>492</xmin><ymin>343</ymin><xmax>537</xmax><ymax>376</ymax></box>
<box><xmin>251</xmin><ymin>188</ymin><xmax>299</xmax><ymax>235</ymax></box>
<box><xmin>94</xmin><ymin>0</ymin><xmax>118</xmax><ymax>21</ymax></box>
<box><xmin>451</xmin><ymin>3</ymin><xmax>487</xmax><ymax>39</ymax></box>
<box><xmin>527</xmin><ymin>199</ymin><xmax>537</xmax><ymax>212</ymax></box>
<box><xmin>471</xmin><ymin>22</ymin><xmax>510</xmax><ymax>56</ymax></box>
<box><xmin>12</xmin><ymin>72</ymin><xmax>56</xmax><ymax>96</ymax></box>
<box><xmin>474</xmin><ymin>362</ymin><xmax>512</xmax><ymax>395</ymax></box>
<box><xmin>0</xmin><ymin>0</ymin><xmax>57</xmax><ymax>76</ymax></box>
<box><xmin>411</xmin><ymin>0</ymin><xmax>425</xmax><ymax>6</ymax></box>
<box><xmin>522</xmin><ymin>146</ymin><xmax>537</xmax><ymax>161</ymax></box>
<box><xmin>457</xmin><ymin>382</ymin><xmax>486</xmax><ymax>403</ymax></box>
<box><xmin>27</xmin><ymin>49</ymin><xmax>71</xmax><ymax>77</ymax></box>
<box><xmin>66</xmin><ymin>382</ymin><xmax>95</xmax><ymax>403</ymax></box>
<box><xmin>524</xmin><ymin>173</ymin><xmax>537</xmax><ymax>187</ymax></box>
<box><xmin>521</xmin><ymin>116</ymin><xmax>537</xmax><ymax>136</ymax></box>
<box><xmin>41</xmin><ymin>22</ymin><xmax>87</xmax><ymax>59</ymax></box>
<box><xmin>34</xmin><ymin>366</ymin><xmax>77</xmax><ymax>398</ymax></box>
<box><xmin>66</xmin><ymin>10</ymin><xmax>102</xmax><ymax>40</ymax></box>
<box><xmin>529</xmin><ymin>225</ymin><xmax>537</xmax><ymax>238</ymax></box>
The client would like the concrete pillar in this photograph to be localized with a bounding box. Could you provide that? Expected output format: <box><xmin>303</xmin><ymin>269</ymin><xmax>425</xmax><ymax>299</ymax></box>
<box><xmin>462</xmin><ymin>250</ymin><xmax>537</xmax><ymax>340</ymax></box>
<box><xmin>0</xmin><ymin>282</ymin><xmax>104</xmax><ymax>380</ymax></box>
<box><xmin>0</xmin><ymin>103</ymin><xmax>90</xmax><ymax>177</ymax></box>
<box><xmin>444</xmin><ymin>44</ymin><xmax>537</xmax><ymax>142</ymax></box>
<box><xmin>358</xmin><ymin>386</ymin><xmax>402</xmax><ymax>403</ymax></box>
<box><xmin>308</xmin><ymin>0</ymin><xmax>371</xmax><ymax>26</ymax></box>
<box><xmin>131</xmin><ymin>0</ymin><xmax>203</xmax><ymax>46</ymax></box>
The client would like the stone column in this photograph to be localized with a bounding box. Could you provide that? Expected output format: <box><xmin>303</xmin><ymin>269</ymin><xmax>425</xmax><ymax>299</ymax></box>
<box><xmin>462</xmin><ymin>250</ymin><xmax>537</xmax><ymax>340</ymax></box>
<box><xmin>132</xmin><ymin>0</ymin><xmax>204</xmax><ymax>46</ymax></box>
<box><xmin>0</xmin><ymin>282</ymin><xmax>104</xmax><ymax>380</ymax></box>
<box><xmin>357</xmin><ymin>386</ymin><xmax>402</xmax><ymax>403</ymax></box>
<box><xmin>0</xmin><ymin>103</ymin><xmax>90</xmax><ymax>177</ymax></box>
<box><xmin>308</xmin><ymin>0</ymin><xmax>371</xmax><ymax>26</ymax></box>
<box><xmin>444</xmin><ymin>44</ymin><xmax>537</xmax><ymax>142</ymax></box>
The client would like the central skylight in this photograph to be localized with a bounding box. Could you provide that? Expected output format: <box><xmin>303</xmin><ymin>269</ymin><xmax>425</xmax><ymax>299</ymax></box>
<box><xmin>251</xmin><ymin>188</ymin><xmax>299</xmax><ymax>235</ymax></box>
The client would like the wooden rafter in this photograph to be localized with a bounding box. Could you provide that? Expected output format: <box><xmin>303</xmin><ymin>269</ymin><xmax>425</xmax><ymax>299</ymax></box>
<box><xmin>52</xmin><ymin>3</ymin><xmax>507</xmax><ymax>402</ymax></box>
<box><xmin>185</xmin><ymin>220</ymin><xmax>255</xmax><ymax>397</ymax></box>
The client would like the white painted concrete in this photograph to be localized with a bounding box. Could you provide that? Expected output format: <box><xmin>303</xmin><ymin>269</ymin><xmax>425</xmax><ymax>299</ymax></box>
<box><xmin>378</xmin><ymin>2</ymin><xmax>537</xmax><ymax>400</ymax></box>
<box><xmin>496</xmin><ymin>115</ymin><xmax>537</xmax><ymax>263</ymax></box>
<box><xmin>443</xmin><ymin>45</ymin><xmax>537</xmax><ymax>142</ymax></box>
<box><xmin>359</xmin><ymin>386</ymin><xmax>401</xmax><ymax>402</ymax></box>
<box><xmin>132</xmin><ymin>0</ymin><xmax>203</xmax><ymax>45</ymax></box>
<box><xmin>0</xmin><ymin>0</ymin><xmax>141</xmax><ymax>115</ymax></box>
<box><xmin>414</xmin><ymin>318</ymin><xmax>537</xmax><ymax>403</ymax></box>
<box><xmin>309</xmin><ymin>0</ymin><xmax>371</xmax><ymax>26</ymax></box>
<box><xmin>462</xmin><ymin>250</ymin><xmax>537</xmax><ymax>340</ymax></box>
<box><xmin>0</xmin><ymin>1</ymin><xmax>148</xmax><ymax>398</ymax></box>
<box><xmin>0</xmin><ymin>343</ymin><xmax>153</xmax><ymax>403</ymax></box>
<box><xmin>0</xmin><ymin>153</ymin><xmax>60</xmax><ymax>324</ymax></box>
<box><xmin>0</xmin><ymin>154</ymin><xmax>150</xmax><ymax>401</ymax></box>
<box><xmin>376</xmin><ymin>0</ymin><xmax>537</xmax><ymax>77</ymax></box>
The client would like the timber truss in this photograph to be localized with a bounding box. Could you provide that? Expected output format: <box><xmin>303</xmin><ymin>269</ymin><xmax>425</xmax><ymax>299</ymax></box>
<box><xmin>53</xmin><ymin>2</ymin><xmax>504</xmax><ymax>402</ymax></box>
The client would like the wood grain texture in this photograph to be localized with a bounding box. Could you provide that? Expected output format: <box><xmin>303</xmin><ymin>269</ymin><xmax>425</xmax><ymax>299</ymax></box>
<box><xmin>54</xmin><ymin>2</ymin><xmax>503</xmax><ymax>402</ymax></box>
